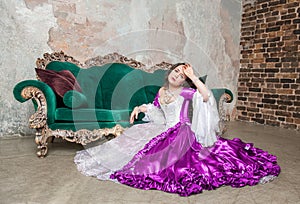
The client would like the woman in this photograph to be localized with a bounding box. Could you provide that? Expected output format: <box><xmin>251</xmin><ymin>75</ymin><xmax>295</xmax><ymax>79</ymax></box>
<box><xmin>74</xmin><ymin>63</ymin><xmax>280</xmax><ymax>196</ymax></box>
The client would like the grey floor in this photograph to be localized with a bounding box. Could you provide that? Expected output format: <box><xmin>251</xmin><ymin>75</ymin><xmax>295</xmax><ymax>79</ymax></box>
<box><xmin>0</xmin><ymin>121</ymin><xmax>299</xmax><ymax>204</ymax></box>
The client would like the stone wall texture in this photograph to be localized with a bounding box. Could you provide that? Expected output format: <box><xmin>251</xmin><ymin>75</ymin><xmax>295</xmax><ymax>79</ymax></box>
<box><xmin>237</xmin><ymin>0</ymin><xmax>300</xmax><ymax>130</ymax></box>
<box><xmin>0</xmin><ymin>0</ymin><xmax>242</xmax><ymax>136</ymax></box>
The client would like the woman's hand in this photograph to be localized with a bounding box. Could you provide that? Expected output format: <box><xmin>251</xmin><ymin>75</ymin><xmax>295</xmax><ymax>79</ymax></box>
<box><xmin>182</xmin><ymin>64</ymin><xmax>197</xmax><ymax>81</ymax></box>
<box><xmin>130</xmin><ymin>107</ymin><xmax>139</xmax><ymax>124</ymax></box>
<box><xmin>183</xmin><ymin>64</ymin><xmax>209</xmax><ymax>102</ymax></box>
<box><xmin>130</xmin><ymin>105</ymin><xmax>147</xmax><ymax>124</ymax></box>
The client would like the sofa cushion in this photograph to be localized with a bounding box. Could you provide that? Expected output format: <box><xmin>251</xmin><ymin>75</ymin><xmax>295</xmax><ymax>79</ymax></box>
<box><xmin>35</xmin><ymin>68</ymin><xmax>82</xmax><ymax>98</ymax></box>
<box><xmin>55</xmin><ymin>108</ymin><xmax>131</xmax><ymax>122</ymax></box>
<box><xmin>63</xmin><ymin>90</ymin><xmax>88</xmax><ymax>109</ymax></box>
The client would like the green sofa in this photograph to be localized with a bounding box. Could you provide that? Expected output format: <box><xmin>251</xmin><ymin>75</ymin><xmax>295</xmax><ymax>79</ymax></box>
<box><xmin>13</xmin><ymin>52</ymin><xmax>233</xmax><ymax>157</ymax></box>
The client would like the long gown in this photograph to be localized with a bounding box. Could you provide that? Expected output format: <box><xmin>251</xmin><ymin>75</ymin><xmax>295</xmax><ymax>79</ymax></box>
<box><xmin>74</xmin><ymin>87</ymin><xmax>280</xmax><ymax>196</ymax></box>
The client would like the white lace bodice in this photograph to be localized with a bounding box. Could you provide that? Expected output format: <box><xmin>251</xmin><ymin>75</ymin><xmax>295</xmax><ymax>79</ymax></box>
<box><xmin>144</xmin><ymin>88</ymin><xmax>219</xmax><ymax>147</ymax></box>
<box><xmin>159</xmin><ymin>96</ymin><xmax>184</xmax><ymax>128</ymax></box>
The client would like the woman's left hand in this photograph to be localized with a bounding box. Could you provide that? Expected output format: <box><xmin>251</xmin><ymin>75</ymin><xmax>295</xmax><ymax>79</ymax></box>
<box><xmin>183</xmin><ymin>64</ymin><xmax>196</xmax><ymax>80</ymax></box>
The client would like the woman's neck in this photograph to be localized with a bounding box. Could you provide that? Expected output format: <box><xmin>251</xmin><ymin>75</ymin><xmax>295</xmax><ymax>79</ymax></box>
<box><xmin>168</xmin><ymin>84</ymin><xmax>181</xmax><ymax>92</ymax></box>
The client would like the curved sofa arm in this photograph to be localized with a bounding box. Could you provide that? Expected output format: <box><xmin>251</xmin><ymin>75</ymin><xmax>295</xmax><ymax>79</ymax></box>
<box><xmin>13</xmin><ymin>80</ymin><xmax>57</xmax><ymax>127</ymax></box>
<box><xmin>211</xmin><ymin>88</ymin><xmax>234</xmax><ymax>134</ymax></box>
<box><xmin>211</xmin><ymin>88</ymin><xmax>233</xmax><ymax>107</ymax></box>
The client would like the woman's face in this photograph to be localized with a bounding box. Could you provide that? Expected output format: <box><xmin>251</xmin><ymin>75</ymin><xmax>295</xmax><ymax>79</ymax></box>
<box><xmin>167</xmin><ymin>65</ymin><xmax>187</xmax><ymax>87</ymax></box>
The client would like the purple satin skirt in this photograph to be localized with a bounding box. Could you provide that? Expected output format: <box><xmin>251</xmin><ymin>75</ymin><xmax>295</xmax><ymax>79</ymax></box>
<box><xmin>110</xmin><ymin>122</ymin><xmax>280</xmax><ymax>196</ymax></box>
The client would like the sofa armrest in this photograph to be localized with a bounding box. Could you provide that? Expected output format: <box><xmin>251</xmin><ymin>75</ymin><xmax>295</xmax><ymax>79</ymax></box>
<box><xmin>211</xmin><ymin>88</ymin><xmax>234</xmax><ymax>134</ymax></box>
<box><xmin>13</xmin><ymin>80</ymin><xmax>57</xmax><ymax>127</ymax></box>
<box><xmin>211</xmin><ymin>88</ymin><xmax>233</xmax><ymax>107</ymax></box>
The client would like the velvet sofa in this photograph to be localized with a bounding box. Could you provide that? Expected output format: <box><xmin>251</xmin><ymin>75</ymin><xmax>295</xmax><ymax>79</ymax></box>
<box><xmin>13</xmin><ymin>52</ymin><xmax>233</xmax><ymax>157</ymax></box>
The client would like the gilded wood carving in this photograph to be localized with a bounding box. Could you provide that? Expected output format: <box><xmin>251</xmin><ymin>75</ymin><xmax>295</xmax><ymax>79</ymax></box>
<box><xmin>24</xmin><ymin>51</ymin><xmax>231</xmax><ymax>157</ymax></box>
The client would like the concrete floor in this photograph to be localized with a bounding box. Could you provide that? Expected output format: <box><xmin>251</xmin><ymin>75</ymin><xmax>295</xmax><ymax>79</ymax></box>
<box><xmin>0</xmin><ymin>121</ymin><xmax>299</xmax><ymax>204</ymax></box>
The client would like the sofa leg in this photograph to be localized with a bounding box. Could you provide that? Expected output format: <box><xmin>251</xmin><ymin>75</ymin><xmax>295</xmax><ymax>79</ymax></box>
<box><xmin>34</xmin><ymin>128</ymin><xmax>49</xmax><ymax>158</ymax></box>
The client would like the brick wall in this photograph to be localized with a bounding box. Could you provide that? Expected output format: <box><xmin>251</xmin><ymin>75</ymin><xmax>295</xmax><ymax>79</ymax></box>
<box><xmin>237</xmin><ymin>0</ymin><xmax>300</xmax><ymax>130</ymax></box>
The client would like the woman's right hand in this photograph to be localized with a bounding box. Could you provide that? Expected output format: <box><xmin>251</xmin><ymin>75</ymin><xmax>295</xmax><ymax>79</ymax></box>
<box><xmin>130</xmin><ymin>107</ymin><xmax>140</xmax><ymax>124</ymax></box>
<box><xmin>130</xmin><ymin>105</ymin><xmax>147</xmax><ymax>124</ymax></box>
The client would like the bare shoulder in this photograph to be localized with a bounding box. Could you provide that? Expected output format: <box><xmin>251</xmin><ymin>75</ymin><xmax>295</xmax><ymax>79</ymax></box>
<box><xmin>158</xmin><ymin>87</ymin><xmax>165</xmax><ymax>97</ymax></box>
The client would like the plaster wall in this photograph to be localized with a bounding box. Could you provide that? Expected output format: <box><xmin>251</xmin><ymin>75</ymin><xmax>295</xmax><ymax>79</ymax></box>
<box><xmin>0</xmin><ymin>0</ymin><xmax>242</xmax><ymax>136</ymax></box>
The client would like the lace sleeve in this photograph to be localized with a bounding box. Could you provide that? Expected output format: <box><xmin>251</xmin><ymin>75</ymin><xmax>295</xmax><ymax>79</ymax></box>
<box><xmin>142</xmin><ymin>103</ymin><xmax>165</xmax><ymax>124</ymax></box>
<box><xmin>191</xmin><ymin>90</ymin><xmax>219</xmax><ymax>147</ymax></box>
<box><xmin>141</xmin><ymin>93</ymin><xmax>165</xmax><ymax>124</ymax></box>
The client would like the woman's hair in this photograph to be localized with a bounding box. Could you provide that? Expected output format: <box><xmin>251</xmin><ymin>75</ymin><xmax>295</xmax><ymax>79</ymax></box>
<box><xmin>163</xmin><ymin>63</ymin><xmax>196</xmax><ymax>89</ymax></box>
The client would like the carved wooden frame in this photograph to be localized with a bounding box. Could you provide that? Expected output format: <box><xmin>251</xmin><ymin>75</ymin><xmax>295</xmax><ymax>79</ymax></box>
<box><xmin>24</xmin><ymin>51</ymin><xmax>231</xmax><ymax>157</ymax></box>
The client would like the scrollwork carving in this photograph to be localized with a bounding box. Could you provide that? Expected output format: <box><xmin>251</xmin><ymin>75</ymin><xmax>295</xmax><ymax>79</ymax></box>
<box><xmin>48</xmin><ymin>124</ymin><xmax>125</xmax><ymax>146</ymax></box>
<box><xmin>218</xmin><ymin>93</ymin><xmax>232</xmax><ymax>134</ymax></box>
<box><xmin>36</xmin><ymin>51</ymin><xmax>174</xmax><ymax>73</ymax></box>
<box><xmin>21</xmin><ymin>86</ymin><xmax>47</xmax><ymax>129</ymax></box>
<box><xmin>36</xmin><ymin>51</ymin><xmax>83</xmax><ymax>70</ymax></box>
<box><xmin>84</xmin><ymin>52</ymin><xmax>145</xmax><ymax>68</ymax></box>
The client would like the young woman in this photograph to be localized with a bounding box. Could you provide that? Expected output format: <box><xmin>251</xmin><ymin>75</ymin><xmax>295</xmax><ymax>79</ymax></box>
<box><xmin>74</xmin><ymin>63</ymin><xmax>280</xmax><ymax>196</ymax></box>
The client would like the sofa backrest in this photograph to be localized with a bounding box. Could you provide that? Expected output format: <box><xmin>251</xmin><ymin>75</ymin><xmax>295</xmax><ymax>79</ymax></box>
<box><xmin>45</xmin><ymin>61</ymin><xmax>166</xmax><ymax>110</ymax></box>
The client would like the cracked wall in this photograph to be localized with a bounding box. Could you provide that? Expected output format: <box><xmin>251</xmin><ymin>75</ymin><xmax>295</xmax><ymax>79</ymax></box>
<box><xmin>0</xmin><ymin>0</ymin><xmax>242</xmax><ymax>136</ymax></box>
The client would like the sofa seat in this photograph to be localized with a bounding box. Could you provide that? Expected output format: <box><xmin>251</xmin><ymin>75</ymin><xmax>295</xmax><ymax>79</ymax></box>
<box><xmin>55</xmin><ymin>108</ymin><xmax>131</xmax><ymax>122</ymax></box>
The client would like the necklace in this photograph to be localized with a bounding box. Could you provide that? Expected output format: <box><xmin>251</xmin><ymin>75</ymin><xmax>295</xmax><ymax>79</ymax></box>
<box><xmin>163</xmin><ymin>87</ymin><xmax>181</xmax><ymax>104</ymax></box>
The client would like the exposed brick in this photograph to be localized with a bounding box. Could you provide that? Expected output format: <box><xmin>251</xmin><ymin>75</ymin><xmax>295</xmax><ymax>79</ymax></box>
<box><xmin>293</xmin><ymin>112</ymin><xmax>300</xmax><ymax>118</ymax></box>
<box><xmin>249</xmin><ymin>88</ymin><xmax>262</xmax><ymax>92</ymax></box>
<box><xmin>281</xmin><ymin>57</ymin><xmax>298</xmax><ymax>62</ymax></box>
<box><xmin>266</xmin><ymin>78</ymin><xmax>279</xmax><ymax>82</ymax></box>
<box><xmin>262</xmin><ymin>98</ymin><xmax>276</xmax><ymax>104</ymax></box>
<box><xmin>277</xmin><ymin>89</ymin><xmax>294</xmax><ymax>94</ymax></box>
<box><xmin>265</xmin><ymin>68</ymin><xmax>279</xmax><ymax>72</ymax></box>
<box><xmin>278</xmin><ymin>105</ymin><xmax>287</xmax><ymax>110</ymax></box>
<box><xmin>264</xmin><ymin>94</ymin><xmax>279</xmax><ymax>98</ymax></box>
<box><xmin>277</xmin><ymin>100</ymin><xmax>293</xmax><ymax>105</ymax></box>
<box><xmin>266</xmin><ymin>26</ymin><xmax>281</xmax><ymax>32</ymax></box>
<box><xmin>293</xmin><ymin>29</ymin><xmax>300</xmax><ymax>34</ymax></box>
<box><xmin>275</xmin><ymin>111</ymin><xmax>292</xmax><ymax>117</ymax></box>
<box><xmin>279</xmin><ymin>0</ymin><xmax>286</xmax><ymax>4</ymax></box>
<box><xmin>279</xmin><ymin>95</ymin><xmax>295</xmax><ymax>100</ymax></box>
<box><xmin>238</xmin><ymin>0</ymin><xmax>299</xmax><ymax>130</ymax></box>
<box><xmin>281</xmin><ymin>13</ymin><xmax>297</xmax><ymax>20</ymax></box>
<box><xmin>284</xmin><ymin>2</ymin><xmax>299</xmax><ymax>9</ymax></box>
<box><xmin>238</xmin><ymin>97</ymin><xmax>247</xmax><ymax>101</ymax></box>
<box><xmin>281</xmin><ymin>68</ymin><xmax>296</xmax><ymax>72</ymax></box>
<box><xmin>266</xmin><ymin>120</ymin><xmax>280</xmax><ymax>126</ymax></box>
<box><xmin>266</xmin><ymin>58</ymin><xmax>279</xmax><ymax>62</ymax></box>
<box><xmin>252</xmin><ymin>118</ymin><xmax>265</xmax><ymax>124</ymax></box>
<box><xmin>237</xmin><ymin>106</ymin><xmax>246</xmax><ymax>111</ymax></box>
<box><xmin>280</xmin><ymin>78</ymin><xmax>295</xmax><ymax>83</ymax></box>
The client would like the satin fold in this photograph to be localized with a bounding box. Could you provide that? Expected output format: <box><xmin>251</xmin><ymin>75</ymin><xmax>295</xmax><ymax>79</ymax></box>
<box><xmin>110</xmin><ymin>122</ymin><xmax>280</xmax><ymax>196</ymax></box>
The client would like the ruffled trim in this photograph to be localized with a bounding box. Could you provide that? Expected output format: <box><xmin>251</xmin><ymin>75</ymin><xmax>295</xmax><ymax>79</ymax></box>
<box><xmin>110</xmin><ymin>136</ymin><xmax>280</xmax><ymax>197</ymax></box>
